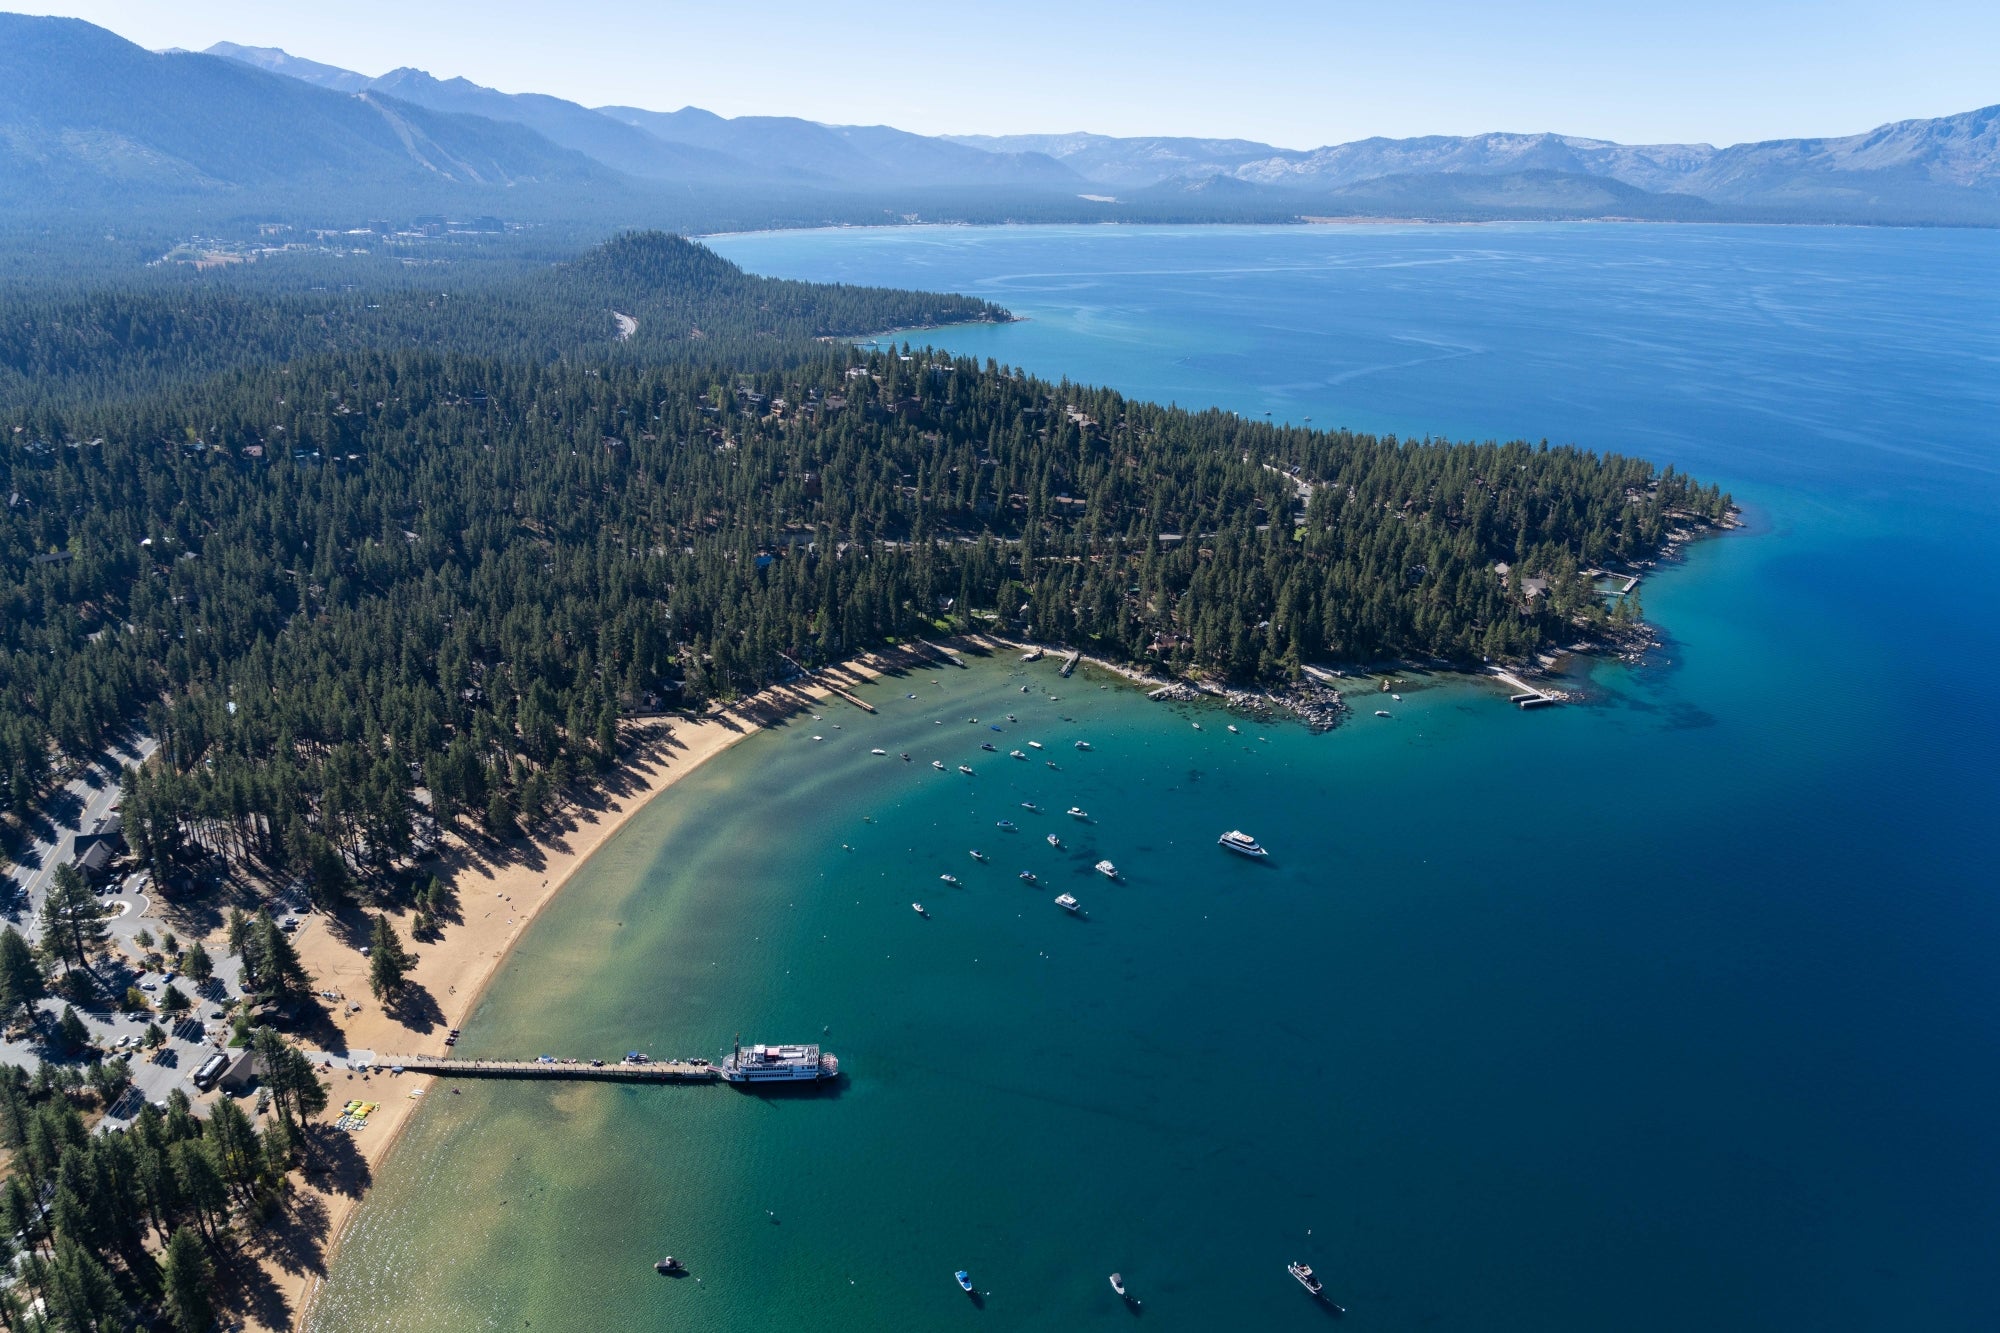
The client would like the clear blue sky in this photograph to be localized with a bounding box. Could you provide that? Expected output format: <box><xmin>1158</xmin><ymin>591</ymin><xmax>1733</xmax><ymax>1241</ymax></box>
<box><xmin>27</xmin><ymin>0</ymin><xmax>2000</xmax><ymax>147</ymax></box>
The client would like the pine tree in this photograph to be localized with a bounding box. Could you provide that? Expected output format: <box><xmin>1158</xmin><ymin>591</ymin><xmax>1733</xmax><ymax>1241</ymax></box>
<box><xmin>160</xmin><ymin>1226</ymin><xmax>216</xmax><ymax>1333</ymax></box>
<box><xmin>183</xmin><ymin>940</ymin><xmax>214</xmax><ymax>987</ymax></box>
<box><xmin>37</xmin><ymin>864</ymin><xmax>107</xmax><ymax>973</ymax></box>
<box><xmin>243</xmin><ymin>910</ymin><xmax>310</xmax><ymax>1013</ymax></box>
<box><xmin>367</xmin><ymin>915</ymin><xmax>413</xmax><ymax>1001</ymax></box>
<box><xmin>0</xmin><ymin>926</ymin><xmax>46</xmax><ymax>1029</ymax></box>
<box><xmin>56</xmin><ymin>1006</ymin><xmax>90</xmax><ymax>1055</ymax></box>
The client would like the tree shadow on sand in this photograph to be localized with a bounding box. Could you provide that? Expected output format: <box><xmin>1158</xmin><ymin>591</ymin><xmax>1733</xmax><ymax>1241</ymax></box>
<box><xmin>382</xmin><ymin>981</ymin><xmax>445</xmax><ymax>1035</ymax></box>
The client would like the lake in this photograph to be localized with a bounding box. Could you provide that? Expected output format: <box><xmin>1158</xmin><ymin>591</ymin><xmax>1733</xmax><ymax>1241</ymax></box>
<box><xmin>310</xmin><ymin>223</ymin><xmax>2000</xmax><ymax>1331</ymax></box>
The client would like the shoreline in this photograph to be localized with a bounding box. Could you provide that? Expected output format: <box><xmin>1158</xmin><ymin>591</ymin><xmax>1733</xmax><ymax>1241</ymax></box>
<box><xmin>269</xmin><ymin>640</ymin><xmax>972</xmax><ymax>1331</ymax></box>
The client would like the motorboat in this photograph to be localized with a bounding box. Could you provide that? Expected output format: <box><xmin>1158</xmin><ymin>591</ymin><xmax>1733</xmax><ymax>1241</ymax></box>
<box><xmin>870</xmin><ymin>748</ymin><xmax>886</xmax><ymax>755</ymax></box>
<box><xmin>912</xmin><ymin>903</ymin><xmax>927</xmax><ymax>916</ymax></box>
<box><xmin>1021</xmin><ymin>801</ymin><xmax>1039</xmax><ymax>812</ymax></box>
<box><xmin>1047</xmin><ymin>834</ymin><xmax>1062</xmax><ymax>848</ymax></box>
<box><xmin>932</xmin><ymin>760</ymin><xmax>946</xmax><ymax>770</ymax></box>
<box><xmin>1054</xmin><ymin>893</ymin><xmax>1080</xmax><ymax>912</ymax></box>
<box><xmin>1019</xmin><ymin>871</ymin><xmax>1038</xmax><ymax>884</ymax></box>
<box><xmin>970</xmin><ymin>850</ymin><xmax>987</xmax><ymax>861</ymax></box>
<box><xmin>1095</xmin><ymin>860</ymin><xmax>1119</xmax><ymax>879</ymax></box>
<box><xmin>1074</xmin><ymin>740</ymin><xmax>1092</xmax><ymax>750</ymax></box>
<box><xmin>996</xmin><ymin>819</ymin><xmax>1016</xmax><ymax>830</ymax></box>
<box><xmin>1028</xmin><ymin>741</ymin><xmax>1044</xmax><ymax>749</ymax></box>
<box><xmin>1109</xmin><ymin>1273</ymin><xmax>1128</xmax><ymax>1299</ymax></box>
<box><xmin>956</xmin><ymin>1271</ymin><xmax>975</xmax><ymax>1294</ymax></box>
<box><xmin>1375</xmin><ymin>710</ymin><xmax>1391</xmax><ymax>718</ymax></box>
<box><xmin>958</xmin><ymin>764</ymin><xmax>975</xmax><ymax>775</ymax></box>
<box><xmin>1067</xmin><ymin>807</ymin><xmax>1089</xmax><ymax>820</ymax></box>
<box><xmin>1010</xmin><ymin>749</ymin><xmax>1027</xmax><ymax>759</ymax></box>
<box><xmin>1218</xmin><ymin>830</ymin><xmax>1269</xmax><ymax>859</ymax></box>
<box><xmin>939</xmin><ymin>873</ymin><xmax>960</xmax><ymax>886</ymax></box>
<box><xmin>654</xmin><ymin>1256</ymin><xmax>684</xmax><ymax>1275</ymax></box>
<box><xmin>981</xmin><ymin>742</ymin><xmax>996</xmax><ymax>752</ymax></box>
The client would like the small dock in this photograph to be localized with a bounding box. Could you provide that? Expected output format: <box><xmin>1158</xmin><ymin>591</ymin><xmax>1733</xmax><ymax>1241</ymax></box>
<box><xmin>380</xmin><ymin>1056</ymin><xmax>722</xmax><ymax>1083</ymax></box>
<box><xmin>778</xmin><ymin>651</ymin><xmax>877</xmax><ymax>712</ymax></box>
<box><xmin>1060</xmin><ymin>649</ymin><xmax>1081</xmax><ymax>677</ymax></box>
<box><xmin>1490</xmin><ymin>667</ymin><xmax>1562</xmax><ymax>709</ymax></box>
<box><xmin>914</xmin><ymin>639</ymin><xmax>966</xmax><ymax>669</ymax></box>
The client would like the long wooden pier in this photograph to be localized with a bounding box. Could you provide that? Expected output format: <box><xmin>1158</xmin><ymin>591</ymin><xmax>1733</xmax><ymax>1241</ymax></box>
<box><xmin>380</xmin><ymin>1055</ymin><xmax>722</xmax><ymax>1083</ymax></box>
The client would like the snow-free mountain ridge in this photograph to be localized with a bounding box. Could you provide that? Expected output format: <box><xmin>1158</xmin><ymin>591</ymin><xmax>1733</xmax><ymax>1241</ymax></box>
<box><xmin>0</xmin><ymin>15</ymin><xmax>1991</xmax><ymax>225</ymax></box>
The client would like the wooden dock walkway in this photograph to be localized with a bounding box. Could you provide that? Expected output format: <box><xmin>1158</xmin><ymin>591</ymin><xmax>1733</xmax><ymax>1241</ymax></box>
<box><xmin>825</xmin><ymin>684</ymin><xmax>876</xmax><ymax>713</ymax></box>
<box><xmin>380</xmin><ymin>1055</ymin><xmax>722</xmax><ymax>1083</ymax></box>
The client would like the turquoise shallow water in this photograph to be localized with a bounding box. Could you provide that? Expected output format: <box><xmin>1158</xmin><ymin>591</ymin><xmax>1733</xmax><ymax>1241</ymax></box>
<box><xmin>312</xmin><ymin>224</ymin><xmax>2000</xmax><ymax>1331</ymax></box>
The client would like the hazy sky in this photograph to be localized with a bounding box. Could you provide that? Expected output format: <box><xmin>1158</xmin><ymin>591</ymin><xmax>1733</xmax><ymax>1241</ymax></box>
<box><xmin>29</xmin><ymin>1</ymin><xmax>2000</xmax><ymax>147</ymax></box>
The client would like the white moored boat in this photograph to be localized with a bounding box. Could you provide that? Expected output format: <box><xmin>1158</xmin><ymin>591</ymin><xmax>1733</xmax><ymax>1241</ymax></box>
<box><xmin>1054</xmin><ymin>893</ymin><xmax>1080</xmax><ymax>913</ymax></box>
<box><xmin>1218</xmin><ymin>830</ymin><xmax>1268</xmax><ymax>858</ymax></box>
<box><xmin>720</xmin><ymin>1039</ymin><xmax>840</xmax><ymax>1083</ymax></box>
<box><xmin>1095</xmin><ymin>860</ymin><xmax>1119</xmax><ymax>880</ymax></box>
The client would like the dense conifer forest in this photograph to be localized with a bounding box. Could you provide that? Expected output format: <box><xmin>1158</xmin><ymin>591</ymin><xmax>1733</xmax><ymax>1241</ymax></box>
<box><xmin>0</xmin><ymin>232</ymin><xmax>1006</xmax><ymax>409</ymax></box>
<box><xmin>2</xmin><ymin>240</ymin><xmax>1728</xmax><ymax>856</ymax></box>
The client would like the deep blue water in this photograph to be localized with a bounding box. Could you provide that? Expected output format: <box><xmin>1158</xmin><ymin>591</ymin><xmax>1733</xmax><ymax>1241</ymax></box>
<box><xmin>315</xmin><ymin>224</ymin><xmax>2000</xmax><ymax>1331</ymax></box>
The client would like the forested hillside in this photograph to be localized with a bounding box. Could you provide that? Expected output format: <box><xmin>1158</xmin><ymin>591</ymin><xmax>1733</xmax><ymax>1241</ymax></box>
<box><xmin>2</xmin><ymin>342</ymin><xmax>1727</xmax><ymax>867</ymax></box>
<box><xmin>0</xmin><ymin>233</ymin><xmax>1007</xmax><ymax>408</ymax></box>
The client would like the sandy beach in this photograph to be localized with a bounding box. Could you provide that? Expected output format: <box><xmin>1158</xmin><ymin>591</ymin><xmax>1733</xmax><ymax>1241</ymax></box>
<box><xmin>249</xmin><ymin>641</ymin><xmax>980</xmax><ymax>1330</ymax></box>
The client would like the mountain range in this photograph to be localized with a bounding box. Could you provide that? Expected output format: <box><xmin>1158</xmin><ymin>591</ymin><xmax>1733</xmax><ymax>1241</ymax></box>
<box><xmin>4</xmin><ymin>14</ymin><xmax>1997</xmax><ymax>228</ymax></box>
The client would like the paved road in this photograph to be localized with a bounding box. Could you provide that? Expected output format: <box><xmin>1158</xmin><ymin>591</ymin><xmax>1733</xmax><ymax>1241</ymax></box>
<box><xmin>5</xmin><ymin>734</ymin><xmax>155</xmax><ymax>937</ymax></box>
